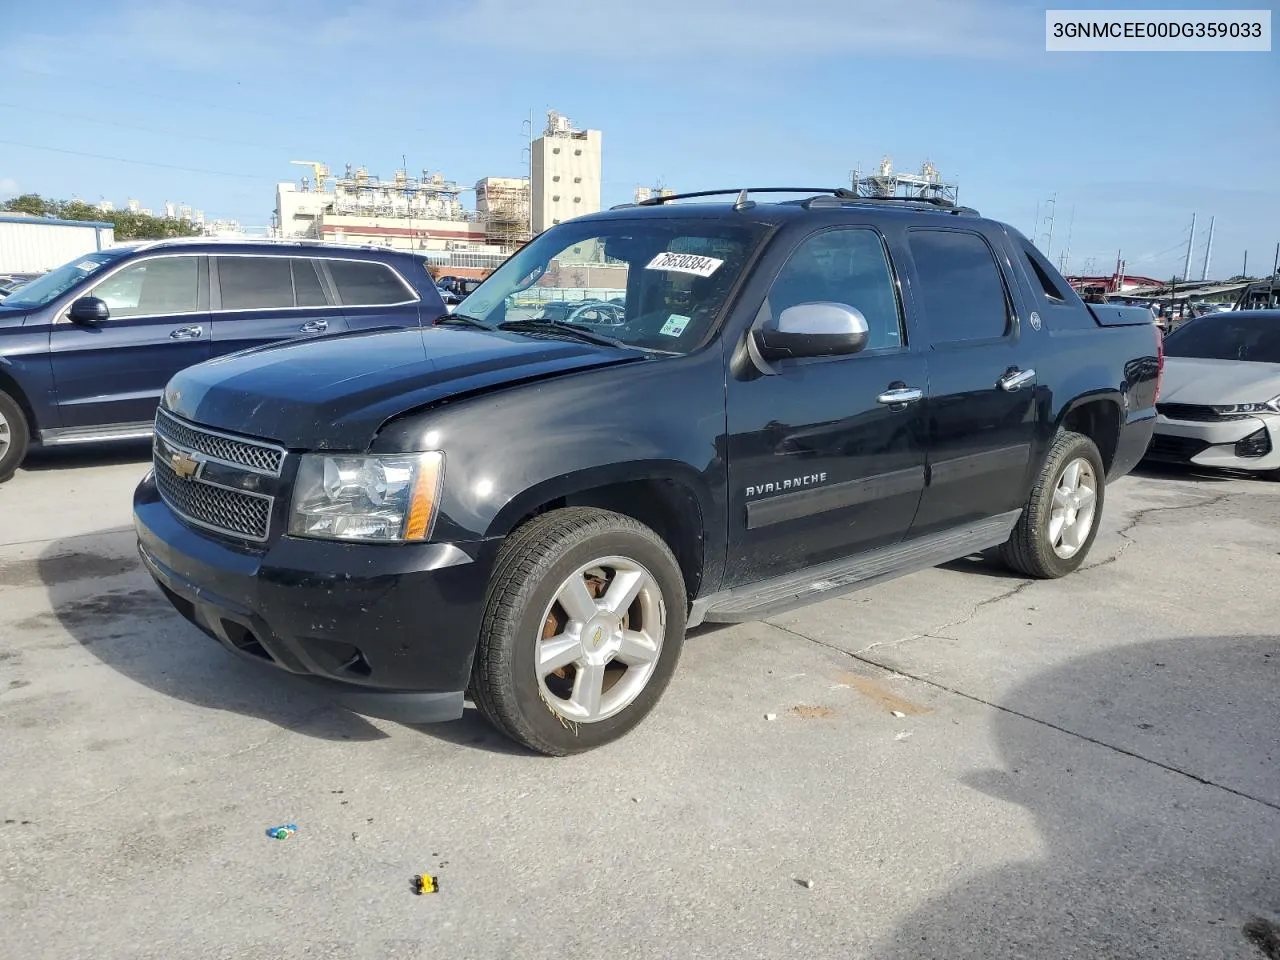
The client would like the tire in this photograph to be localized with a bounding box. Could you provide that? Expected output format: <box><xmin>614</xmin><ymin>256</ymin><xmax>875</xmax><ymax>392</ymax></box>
<box><xmin>470</xmin><ymin>507</ymin><xmax>687</xmax><ymax>756</ymax></box>
<box><xmin>998</xmin><ymin>430</ymin><xmax>1105</xmax><ymax>579</ymax></box>
<box><xmin>0</xmin><ymin>390</ymin><xmax>30</xmax><ymax>483</ymax></box>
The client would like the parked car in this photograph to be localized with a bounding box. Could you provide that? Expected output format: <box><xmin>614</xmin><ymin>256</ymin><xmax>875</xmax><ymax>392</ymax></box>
<box><xmin>0</xmin><ymin>239</ymin><xmax>447</xmax><ymax>480</ymax></box>
<box><xmin>132</xmin><ymin>188</ymin><xmax>1161</xmax><ymax>755</ymax></box>
<box><xmin>1144</xmin><ymin>308</ymin><xmax>1280</xmax><ymax>476</ymax></box>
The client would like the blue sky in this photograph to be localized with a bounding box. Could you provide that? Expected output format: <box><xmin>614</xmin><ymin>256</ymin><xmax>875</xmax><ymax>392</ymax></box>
<box><xmin>2</xmin><ymin>0</ymin><xmax>1276</xmax><ymax>279</ymax></box>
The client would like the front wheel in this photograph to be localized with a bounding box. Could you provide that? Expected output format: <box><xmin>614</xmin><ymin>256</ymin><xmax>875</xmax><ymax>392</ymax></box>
<box><xmin>999</xmin><ymin>430</ymin><xmax>1105</xmax><ymax>579</ymax></box>
<box><xmin>470</xmin><ymin>508</ymin><xmax>687</xmax><ymax>756</ymax></box>
<box><xmin>0</xmin><ymin>390</ymin><xmax>31</xmax><ymax>483</ymax></box>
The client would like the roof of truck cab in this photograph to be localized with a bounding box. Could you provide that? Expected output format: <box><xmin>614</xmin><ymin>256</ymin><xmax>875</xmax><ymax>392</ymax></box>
<box><xmin>574</xmin><ymin>197</ymin><xmax>991</xmax><ymax>229</ymax></box>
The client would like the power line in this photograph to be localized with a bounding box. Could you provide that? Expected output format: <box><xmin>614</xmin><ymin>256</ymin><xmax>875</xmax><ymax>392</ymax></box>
<box><xmin>0</xmin><ymin>139</ymin><xmax>273</xmax><ymax>181</ymax></box>
<box><xmin>0</xmin><ymin>101</ymin><xmax>300</xmax><ymax>154</ymax></box>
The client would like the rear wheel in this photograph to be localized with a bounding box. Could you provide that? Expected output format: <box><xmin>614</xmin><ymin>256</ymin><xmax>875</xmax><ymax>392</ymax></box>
<box><xmin>999</xmin><ymin>430</ymin><xmax>1105</xmax><ymax>579</ymax></box>
<box><xmin>0</xmin><ymin>391</ymin><xmax>30</xmax><ymax>483</ymax></box>
<box><xmin>470</xmin><ymin>507</ymin><xmax>687</xmax><ymax>756</ymax></box>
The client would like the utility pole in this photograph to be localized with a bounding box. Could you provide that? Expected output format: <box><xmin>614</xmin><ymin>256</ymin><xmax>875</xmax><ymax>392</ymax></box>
<box><xmin>1243</xmin><ymin>250</ymin><xmax>1248</xmax><ymax>278</ymax></box>
<box><xmin>1059</xmin><ymin>206</ymin><xmax>1075</xmax><ymax>275</ymax></box>
<box><xmin>1043</xmin><ymin>193</ymin><xmax>1057</xmax><ymax>258</ymax></box>
<box><xmin>521</xmin><ymin>109</ymin><xmax>535</xmax><ymax>238</ymax></box>
<box><xmin>1200</xmin><ymin>216</ymin><xmax>1215</xmax><ymax>281</ymax></box>
<box><xmin>1182</xmin><ymin>213</ymin><xmax>1196</xmax><ymax>280</ymax></box>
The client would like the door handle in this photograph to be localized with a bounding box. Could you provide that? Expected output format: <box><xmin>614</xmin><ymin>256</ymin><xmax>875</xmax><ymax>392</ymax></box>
<box><xmin>169</xmin><ymin>325</ymin><xmax>203</xmax><ymax>340</ymax></box>
<box><xmin>299</xmin><ymin>319</ymin><xmax>328</xmax><ymax>334</ymax></box>
<box><xmin>998</xmin><ymin>367</ymin><xmax>1036</xmax><ymax>392</ymax></box>
<box><xmin>876</xmin><ymin>387</ymin><xmax>924</xmax><ymax>406</ymax></box>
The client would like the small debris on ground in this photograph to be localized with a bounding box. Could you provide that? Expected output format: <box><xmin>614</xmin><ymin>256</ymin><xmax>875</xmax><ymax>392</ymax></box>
<box><xmin>414</xmin><ymin>874</ymin><xmax>439</xmax><ymax>895</ymax></box>
<box><xmin>792</xmin><ymin>705</ymin><xmax>836</xmax><ymax>719</ymax></box>
<box><xmin>894</xmin><ymin>731</ymin><xmax>912</xmax><ymax>742</ymax></box>
<box><xmin>795</xmin><ymin>878</ymin><xmax>814</xmax><ymax>890</ymax></box>
<box><xmin>891</xmin><ymin>710</ymin><xmax>907</xmax><ymax>719</ymax></box>
<box><xmin>630</xmin><ymin>796</ymin><xmax>640</xmax><ymax>803</ymax></box>
<box><xmin>266</xmin><ymin>824</ymin><xmax>298</xmax><ymax>840</ymax></box>
<box><xmin>764</xmin><ymin>713</ymin><xmax>777</xmax><ymax>721</ymax></box>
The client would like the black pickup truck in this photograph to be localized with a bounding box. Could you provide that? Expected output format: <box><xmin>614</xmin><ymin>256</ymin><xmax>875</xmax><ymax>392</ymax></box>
<box><xmin>132</xmin><ymin>188</ymin><xmax>1162</xmax><ymax>755</ymax></box>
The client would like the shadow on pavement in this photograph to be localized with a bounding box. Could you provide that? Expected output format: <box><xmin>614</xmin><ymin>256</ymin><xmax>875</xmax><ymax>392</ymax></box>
<box><xmin>869</xmin><ymin>633</ymin><xmax>1280</xmax><ymax>960</ymax></box>
<box><xmin>21</xmin><ymin>440</ymin><xmax>153</xmax><ymax>472</ymax></box>
<box><xmin>35</xmin><ymin>533</ymin><xmax>387</xmax><ymax>742</ymax></box>
<box><xmin>1129</xmin><ymin>461</ymin><xmax>1263</xmax><ymax>484</ymax></box>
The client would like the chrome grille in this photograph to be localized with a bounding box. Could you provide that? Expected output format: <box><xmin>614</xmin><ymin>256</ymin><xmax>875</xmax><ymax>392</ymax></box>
<box><xmin>151</xmin><ymin>411</ymin><xmax>284</xmax><ymax>543</ymax></box>
<box><xmin>154</xmin><ymin>458</ymin><xmax>272</xmax><ymax>541</ymax></box>
<box><xmin>155</xmin><ymin>408</ymin><xmax>284</xmax><ymax>475</ymax></box>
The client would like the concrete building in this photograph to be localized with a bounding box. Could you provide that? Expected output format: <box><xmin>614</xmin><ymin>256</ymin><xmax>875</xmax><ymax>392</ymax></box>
<box><xmin>531</xmin><ymin>111</ymin><xmax>602</xmax><ymax>235</ymax></box>
<box><xmin>0</xmin><ymin>214</ymin><xmax>115</xmax><ymax>274</ymax></box>
<box><xmin>273</xmin><ymin>165</ymin><xmax>511</xmax><ymax>278</ymax></box>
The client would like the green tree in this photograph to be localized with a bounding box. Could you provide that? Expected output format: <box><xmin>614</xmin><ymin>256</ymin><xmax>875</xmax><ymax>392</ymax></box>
<box><xmin>1</xmin><ymin>193</ymin><xmax>202</xmax><ymax>240</ymax></box>
<box><xmin>1</xmin><ymin>193</ymin><xmax>54</xmax><ymax>217</ymax></box>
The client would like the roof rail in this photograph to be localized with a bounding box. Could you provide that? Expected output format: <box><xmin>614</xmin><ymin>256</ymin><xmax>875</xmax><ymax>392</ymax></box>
<box><xmin>610</xmin><ymin>187</ymin><xmax>978</xmax><ymax>216</ymax></box>
<box><xmin>612</xmin><ymin>187</ymin><xmax>854</xmax><ymax>210</ymax></box>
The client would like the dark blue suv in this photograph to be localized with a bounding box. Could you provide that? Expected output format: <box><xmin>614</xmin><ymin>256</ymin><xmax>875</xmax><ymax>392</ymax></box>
<box><xmin>0</xmin><ymin>239</ymin><xmax>447</xmax><ymax>480</ymax></box>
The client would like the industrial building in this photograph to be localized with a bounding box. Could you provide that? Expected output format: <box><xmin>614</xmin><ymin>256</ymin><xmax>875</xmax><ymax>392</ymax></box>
<box><xmin>531</xmin><ymin>112</ymin><xmax>603</xmax><ymax>235</ymax></box>
<box><xmin>850</xmin><ymin>156</ymin><xmax>958</xmax><ymax>204</ymax></box>
<box><xmin>271</xmin><ymin>111</ymin><xmax>603</xmax><ymax>279</ymax></box>
<box><xmin>0</xmin><ymin>213</ymin><xmax>115</xmax><ymax>274</ymax></box>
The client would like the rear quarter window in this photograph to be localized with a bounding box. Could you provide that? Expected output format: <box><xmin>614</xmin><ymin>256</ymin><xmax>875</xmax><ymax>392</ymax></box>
<box><xmin>326</xmin><ymin>260</ymin><xmax>413</xmax><ymax>306</ymax></box>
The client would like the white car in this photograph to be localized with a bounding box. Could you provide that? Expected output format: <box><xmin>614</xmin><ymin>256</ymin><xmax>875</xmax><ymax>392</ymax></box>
<box><xmin>1146</xmin><ymin>309</ymin><xmax>1280</xmax><ymax>476</ymax></box>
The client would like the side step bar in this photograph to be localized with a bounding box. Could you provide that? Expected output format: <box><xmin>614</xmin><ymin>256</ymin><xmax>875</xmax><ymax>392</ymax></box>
<box><xmin>38</xmin><ymin>422</ymin><xmax>155</xmax><ymax>446</ymax></box>
<box><xmin>688</xmin><ymin>510</ymin><xmax>1022</xmax><ymax>628</ymax></box>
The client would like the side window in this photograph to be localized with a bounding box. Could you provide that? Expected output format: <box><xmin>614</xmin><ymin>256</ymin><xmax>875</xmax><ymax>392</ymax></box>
<box><xmin>292</xmin><ymin>258</ymin><xmax>328</xmax><ymax>307</ymax></box>
<box><xmin>768</xmin><ymin>228</ymin><xmax>904</xmax><ymax>352</ymax></box>
<box><xmin>91</xmin><ymin>257</ymin><xmax>198</xmax><ymax>318</ymax></box>
<box><xmin>1022</xmin><ymin>243</ymin><xmax>1069</xmax><ymax>303</ymax></box>
<box><xmin>217</xmin><ymin>257</ymin><xmax>294</xmax><ymax>310</ymax></box>
<box><xmin>326</xmin><ymin>260</ymin><xmax>411</xmax><ymax>306</ymax></box>
<box><xmin>907</xmin><ymin>230</ymin><xmax>1011</xmax><ymax>343</ymax></box>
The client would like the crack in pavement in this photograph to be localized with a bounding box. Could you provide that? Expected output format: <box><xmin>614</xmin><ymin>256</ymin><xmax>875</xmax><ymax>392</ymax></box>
<box><xmin>768</xmin><ymin>620</ymin><xmax>1280</xmax><ymax>815</ymax></box>
<box><xmin>849</xmin><ymin>489</ymin><xmax>1241</xmax><ymax>655</ymax></box>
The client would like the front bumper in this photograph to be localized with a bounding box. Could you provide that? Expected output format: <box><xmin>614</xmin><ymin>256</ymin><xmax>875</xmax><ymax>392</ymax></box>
<box><xmin>133</xmin><ymin>473</ymin><xmax>499</xmax><ymax>724</ymax></box>
<box><xmin>1146</xmin><ymin>413</ymin><xmax>1280</xmax><ymax>472</ymax></box>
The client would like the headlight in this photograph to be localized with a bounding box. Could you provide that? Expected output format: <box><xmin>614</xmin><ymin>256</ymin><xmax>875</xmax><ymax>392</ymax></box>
<box><xmin>289</xmin><ymin>452</ymin><xmax>443</xmax><ymax>543</ymax></box>
<box><xmin>1211</xmin><ymin>396</ymin><xmax>1280</xmax><ymax>415</ymax></box>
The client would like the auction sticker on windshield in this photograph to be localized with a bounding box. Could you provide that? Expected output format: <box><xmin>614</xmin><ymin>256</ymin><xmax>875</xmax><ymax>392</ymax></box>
<box><xmin>659</xmin><ymin>314</ymin><xmax>691</xmax><ymax>337</ymax></box>
<box><xmin>645</xmin><ymin>252</ymin><xmax>724</xmax><ymax>277</ymax></box>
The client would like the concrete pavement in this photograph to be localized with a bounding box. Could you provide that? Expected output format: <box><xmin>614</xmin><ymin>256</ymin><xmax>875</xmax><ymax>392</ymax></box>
<box><xmin>1</xmin><ymin>445</ymin><xmax>1277</xmax><ymax>960</ymax></box>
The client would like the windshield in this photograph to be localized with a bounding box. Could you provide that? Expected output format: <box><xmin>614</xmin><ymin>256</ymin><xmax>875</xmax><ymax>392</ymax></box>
<box><xmin>1</xmin><ymin>252</ymin><xmax>121</xmax><ymax>309</ymax></box>
<box><xmin>1163</xmin><ymin>314</ymin><xmax>1280</xmax><ymax>364</ymax></box>
<box><xmin>455</xmin><ymin>216</ymin><xmax>771</xmax><ymax>353</ymax></box>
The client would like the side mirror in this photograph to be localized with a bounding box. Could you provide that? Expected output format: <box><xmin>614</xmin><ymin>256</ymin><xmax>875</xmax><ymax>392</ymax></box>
<box><xmin>68</xmin><ymin>296</ymin><xmax>110</xmax><ymax>324</ymax></box>
<box><xmin>754</xmin><ymin>302</ymin><xmax>870</xmax><ymax>360</ymax></box>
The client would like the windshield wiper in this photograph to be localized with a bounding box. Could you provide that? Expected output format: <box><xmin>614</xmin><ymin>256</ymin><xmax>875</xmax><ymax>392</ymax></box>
<box><xmin>496</xmin><ymin>318</ymin><xmax>630</xmax><ymax>349</ymax></box>
<box><xmin>434</xmin><ymin>313</ymin><xmax>490</xmax><ymax>329</ymax></box>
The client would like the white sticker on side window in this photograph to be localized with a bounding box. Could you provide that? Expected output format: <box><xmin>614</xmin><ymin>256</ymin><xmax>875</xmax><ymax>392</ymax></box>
<box><xmin>659</xmin><ymin>314</ymin><xmax>691</xmax><ymax>337</ymax></box>
<box><xmin>75</xmin><ymin>261</ymin><xmax>100</xmax><ymax>272</ymax></box>
<box><xmin>645</xmin><ymin>251</ymin><xmax>724</xmax><ymax>277</ymax></box>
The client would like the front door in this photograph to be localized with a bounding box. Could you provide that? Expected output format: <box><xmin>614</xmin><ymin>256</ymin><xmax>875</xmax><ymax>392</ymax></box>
<box><xmin>724</xmin><ymin>226</ymin><xmax>928</xmax><ymax>587</ymax></box>
<box><xmin>900</xmin><ymin>226</ymin><xmax>1038</xmax><ymax>536</ymax></box>
<box><xmin>210</xmin><ymin>256</ymin><xmax>348</xmax><ymax>356</ymax></box>
<box><xmin>48</xmin><ymin>254</ymin><xmax>210</xmax><ymax>429</ymax></box>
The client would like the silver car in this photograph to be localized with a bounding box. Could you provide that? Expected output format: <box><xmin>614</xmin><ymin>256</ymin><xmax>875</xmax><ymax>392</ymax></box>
<box><xmin>1147</xmin><ymin>309</ymin><xmax>1280</xmax><ymax>476</ymax></box>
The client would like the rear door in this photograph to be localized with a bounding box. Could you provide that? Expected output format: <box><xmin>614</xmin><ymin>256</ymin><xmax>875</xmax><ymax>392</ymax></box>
<box><xmin>210</xmin><ymin>255</ymin><xmax>348</xmax><ymax>356</ymax></box>
<box><xmin>900</xmin><ymin>227</ymin><xmax>1038</xmax><ymax>536</ymax></box>
<box><xmin>322</xmin><ymin>258</ymin><xmax>425</xmax><ymax>330</ymax></box>
<box><xmin>48</xmin><ymin>254</ymin><xmax>210</xmax><ymax>430</ymax></box>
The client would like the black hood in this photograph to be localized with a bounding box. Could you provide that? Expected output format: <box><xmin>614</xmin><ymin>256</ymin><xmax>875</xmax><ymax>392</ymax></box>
<box><xmin>162</xmin><ymin>326</ymin><xmax>644</xmax><ymax>449</ymax></box>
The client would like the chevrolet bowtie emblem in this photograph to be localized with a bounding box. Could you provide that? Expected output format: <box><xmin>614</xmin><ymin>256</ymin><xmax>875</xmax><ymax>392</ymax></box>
<box><xmin>171</xmin><ymin>451</ymin><xmax>200</xmax><ymax>479</ymax></box>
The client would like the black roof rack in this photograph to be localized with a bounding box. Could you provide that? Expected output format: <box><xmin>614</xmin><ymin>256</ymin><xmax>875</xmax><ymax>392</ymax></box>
<box><xmin>610</xmin><ymin>187</ymin><xmax>978</xmax><ymax>216</ymax></box>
